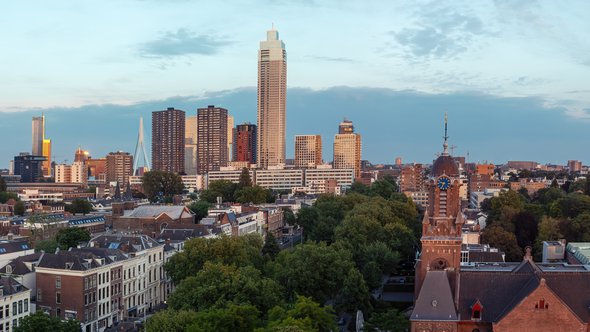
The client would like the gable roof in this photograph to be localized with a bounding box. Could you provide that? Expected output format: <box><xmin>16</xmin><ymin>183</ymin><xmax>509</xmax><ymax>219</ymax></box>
<box><xmin>127</xmin><ymin>205</ymin><xmax>194</xmax><ymax>220</ymax></box>
<box><xmin>411</xmin><ymin>270</ymin><xmax>458</xmax><ymax>321</ymax></box>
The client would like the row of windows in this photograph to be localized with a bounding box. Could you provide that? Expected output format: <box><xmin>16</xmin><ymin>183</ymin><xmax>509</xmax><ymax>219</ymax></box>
<box><xmin>0</xmin><ymin>300</ymin><xmax>28</xmax><ymax>319</ymax></box>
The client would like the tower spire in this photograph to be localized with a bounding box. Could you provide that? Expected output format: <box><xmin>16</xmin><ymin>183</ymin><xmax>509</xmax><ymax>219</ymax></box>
<box><xmin>133</xmin><ymin>117</ymin><xmax>151</xmax><ymax>175</ymax></box>
<box><xmin>442</xmin><ymin>112</ymin><xmax>449</xmax><ymax>156</ymax></box>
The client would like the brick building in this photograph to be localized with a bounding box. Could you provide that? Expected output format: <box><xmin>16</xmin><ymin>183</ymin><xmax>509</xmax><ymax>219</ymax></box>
<box><xmin>109</xmin><ymin>205</ymin><xmax>195</xmax><ymax>236</ymax></box>
<box><xmin>411</xmin><ymin>136</ymin><xmax>590</xmax><ymax>332</ymax></box>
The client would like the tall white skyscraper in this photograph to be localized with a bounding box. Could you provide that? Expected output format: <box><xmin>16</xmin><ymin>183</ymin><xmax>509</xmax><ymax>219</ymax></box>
<box><xmin>257</xmin><ymin>26</ymin><xmax>287</xmax><ymax>169</ymax></box>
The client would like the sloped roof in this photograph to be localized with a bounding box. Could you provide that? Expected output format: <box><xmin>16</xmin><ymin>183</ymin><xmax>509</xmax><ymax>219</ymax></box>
<box><xmin>127</xmin><ymin>205</ymin><xmax>194</xmax><ymax>220</ymax></box>
<box><xmin>0</xmin><ymin>252</ymin><xmax>42</xmax><ymax>275</ymax></box>
<box><xmin>90</xmin><ymin>234</ymin><xmax>161</xmax><ymax>253</ymax></box>
<box><xmin>411</xmin><ymin>270</ymin><xmax>458</xmax><ymax>321</ymax></box>
<box><xmin>0</xmin><ymin>276</ymin><xmax>28</xmax><ymax>296</ymax></box>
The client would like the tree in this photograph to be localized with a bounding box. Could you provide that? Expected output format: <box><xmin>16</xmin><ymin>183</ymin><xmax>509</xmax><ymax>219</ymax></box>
<box><xmin>271</xmin><ymin>242</ymin><xmax>355</xmax><ymax>304</ymax></box>
<box><xmin>0</xmin><ymin>176</ymin><xmax>6</xmax><ymax>192</ymax></box>
<box><xmin>164</xmin><ymin>234</ymin><xmax>264</xmax><ymax>284</ymax></box>
<box><xmin>565</xmin><ymin>212</ymin><xmax>590</xmax><ymax>242</ymax></box>
<box><xmin>335</xmin><ymin>268</ymin><xmax>371</xmax><ymax>312</ymax></box>
<box><xmin>187</xmin><ymin>304</ymin><xmax>261</xmax><ymax>332</ymax></box>
<box><xmin>348</xmin><ymin>181</ymin><xmax>369</xmax><ymax>195</ymax></box>
<box><xmin>56</xmin><ymin>227</ymin><xmax>91</xmax><ymax>250</ymax></box>
<box><xmin>283</xmin><ymin>207</ymin><xmax>296</xmax><ymax>226</ymax></box>
<box><xmin>168</xmin><ymin>262</ymin><xmax>283</xmax><ymax>314</ymax></box>
<box><xmin>201</xmin><ymin>180</ymin><xmax>238</xmax><ymax>203</ymax></box>
<box><xmin>34</xmin><ymin>239</ymin><xmax>58</xmax><ymax>253</ymax></box>
<box><xmin>142</xmin><ymin>170</ymin><xmax>184</xmax><ymax>202</ymax></box>
<box><xmin>187</xmin><ymin>200</ymin><xmax>211</xmax><ymax>222</ymax></box>
<box><xmin>14</xmin><ymin>311</ymin><xmax>80</xmax><ymax>332</ymax></box>
<box><xmin>0</xmin><ymin>192</ymin><xmax>18</xmax><ymax>204</ymax></box>
<box><xmin>65</xmin><ymin>199</ymin><xmax>93</xmax><ymax>215</ymax></box>
<box><xmin>585</xmin><ymin>176</ymin><xmax>590</xmax><ymax>196</ymax></box>
<box><xmin>557</xmin><ymin>193</ymin><xmax>590</xmax><ymax>218</ymax></box>
<box><xmin>13</xmin><ymin>201</ymin><xmax>25</xmax><ymax>216</ymax></box>
<box><xmin>262</xmin><ymin>233</ymin><xmax>281</xmax><ymax>259</ymax></box>
<box><xmin>147</xmin><ymin>310</ymin><xmax>200</xmax><ymax>332</ymax></box>
<box><xmin>369</xmin><ymin>180</ymin><xmax>396</xmax><ymax>199</ymax></box>
<box><xmin>481</xmin><ymin>226</ymin><xmax>523</xmax><ymax>261</ymax></box>
<box><xmin>364</xmin><ymin>308</ymin><xmax>409</xmax><ymax>332</ymax></box>
<box><xmin>236</xmin><ymin>186</ymin><xmax>270</xmax><ymax>204</ymax></box>
<box><xmin>238</xmin><ymin>168</ymin><xmax>253</xmax><ymax>188</ymax></box>
<box><xmin>264</xmin><ymin>296</ymin><xmax>337</xmax><ymax>332</ymax></box>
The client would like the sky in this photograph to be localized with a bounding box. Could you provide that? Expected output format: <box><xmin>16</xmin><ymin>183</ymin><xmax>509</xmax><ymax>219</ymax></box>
<box><xmin>1</xmin><ymin>0</ymin><xmax>589</xmax><ymax>165</ymax></box>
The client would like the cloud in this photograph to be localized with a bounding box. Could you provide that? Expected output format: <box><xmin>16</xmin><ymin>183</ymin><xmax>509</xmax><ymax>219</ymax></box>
<box><xmin>305</xmin><ymin>55</ymin><xmax>355</xmax><ymax>63</ymax></box>
<box><xmin>139</xmin><ymin>29</ymin><xmax>234</xmax><ymax>58</ymax></box>
<box><xmin>390</xmin><ymin>5</ymin><xmax>489</xmax><ymax>60</ymax></box>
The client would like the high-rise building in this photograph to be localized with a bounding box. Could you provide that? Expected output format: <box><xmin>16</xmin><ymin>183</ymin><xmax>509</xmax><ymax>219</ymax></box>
<box><xmin>152</xmin><ymin>108</ymin><xmax>185</xmax><ymax>174</ymax></box>
<box><xmin>74</xmin><ymin>146</ymin><xmax>90</xmax><ymax>163</ymax></box>
<box><xmin>32</xmin><ymin>115</ymin><xmax>52</xmax><ymax>177</ymax></box>
<box><xmin>106</xmin><ymin>151</ymin><xmax>133</xmax><ymax>185</ymax></box>
<box><xmin>227</xmin><ymin>115</ymin><xmax>234</xmax><ymax>162</ymax></box>
<box><xmin>14</xmin><ymin>153</ymin><xmax>46</xmax><ymax>183</ymax></box>
<box><xmin>32</xmin><ymin>116</ymin><xmax>44</xmax><ymax>156</ymax></box>
<box><xmin>197</xmin><ymin>105</ymin><xmax>228</xmax><ymax>174</ymax></box>
<box><xmin>86</xmin><ymin>158</ymin><xmax>107</xmax><ymax>181</ymax></box>
<box><xmin>233</xmin><ymin>123</ymin><xmax>257</xmax><ymax>165</ymax></box>
<box><xmin>295</xmin><ymin>135</ymin><xmax>322</xmax><ymax>169</ymax></box>
<box><xmin>338</xmin><ymin>119</ymin><xmax>354</xmax><ymax>134</ymax></box>
<box><xmin>333</xmin><ymin>120</ymin><xmax>361</xmax><ymax>179</ymax></box>
<box><xmin>185</xmin><ymin>115</ymin><xmax>198</xmax><ymax>175</ymax></box>
<box><xmin>257</xmin><ymin>26</ymin><xmax>287</xmax><ymax>169</ymax></box>
<box><xmin>55</xmin><ymin>162</ymin><xmax>88</xmax><ymax>186</ymax></box>
<box><xmin>568</xmin><ymin>160</ymin><xmax>582</xmax><ymax>173</ymax></box>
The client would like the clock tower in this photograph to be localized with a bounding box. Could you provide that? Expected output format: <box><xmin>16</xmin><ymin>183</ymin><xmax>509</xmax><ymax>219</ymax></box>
<box><xmin>415</xmin><ymin>114</ymin><xmax>464</xmax><ymax>296</ymax></box>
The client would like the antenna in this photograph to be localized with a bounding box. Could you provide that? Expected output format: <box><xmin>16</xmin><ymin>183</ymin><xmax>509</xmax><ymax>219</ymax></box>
<box><xmin>133</xmin><ymin>117</ymin><xmax>151</xmax><ymax>175</ymax></box>
<box><xmin>442</xmin><ymin>112</ymin><xmax>449</xmax><ymax>156</ymax></box>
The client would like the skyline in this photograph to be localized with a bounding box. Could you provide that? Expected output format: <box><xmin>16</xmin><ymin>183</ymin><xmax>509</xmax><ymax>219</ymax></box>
<box><xmin>1</xmin><ymin>1</ymin><xmax>589</xmax><ymax>165</ymax></box>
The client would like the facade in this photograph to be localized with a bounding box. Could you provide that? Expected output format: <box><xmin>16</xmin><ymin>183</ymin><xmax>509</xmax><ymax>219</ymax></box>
<box><xmin>338</xmin><ymin>119</ymin><xmax>354</xmax><ymax>134</ymax></box>
<box><xmin>152</xmin><ymin>108</ymin><xmax>185</xmax><ymax>174</ymax></box>
<box><xmin>257</xmin><ymin>27</ymin><xmax>287</xmax><ymax>169</ymax></box>
<box><xmin>0</xmin><ymin>277</ymin><xmax>31</xmax><ymax>332</ymax></box>
<box><xmin>185</xmin><ymin>115</ymin><xmax>197</xmax><ymax>175</ymax></box>
<box><xmin>227</xmin><ymin>115</ymin><xmax>234</xmax><ymax>163</ymax></box>
<box><xmin>333</xmin><ymin>125</ymin><xmax>362</xmax><ymax>179</ymax></box>
<box><xmin>106</xmin><ymin>152</ymin><xmax>133</xmax><ymax>185</ymax></box>
<box><xmin>55</xmin><ymin>162</ymin><xmax>88</xmax><ymax>186</ymax></box>
<box><xmin>13</xmin><ymin>154</ymin><xmax>46</xmax><ymax>183</ymax></box>
<box><xmin>568</xmin><ymin>160</ymin><xmax>583</xmax><ymax>173</ymax></box>
<box><xmin>304</xmin><ymin>166</ymin><xmax>354</xmax><ymax>188</ymax></box>
<box><xmin>110</xmin><ymin>205</ymin><xmax>195</xmax><ymax>236</ymax></box>
<box><xmin>255</xmin><ymin>168</ymin><xmax>303</xmax><ymax>191</ymax></box>
<box><xmin>507</xmin><ymin>160</ymin><xmax>538</xmax><ymax>170</ymax></box>
<box><xmin>87</xmin><ymin>158</ymin><xmax>106</xmax><ymax>181</ymax></box>
<box><xmin>75</xmin><ymin>147</ymin><xmax>90</xmax><ymax>163</ymax></box>
<box><xmin>233</xmin><ymin>123</ymin><xmax>257</xmax><ymax>164</ymax></box>
<box><xmin>468</xmin><ymin>174</ymin><xmax>505</xmax><ymax>195</ymax></box>
<box><xmin>400</xmin><ymin>164</ymin><xmax>425</xmax><ymax>192</ymax></box>
<box><xmin>197</xmin><ymin>105</ymin><xmax>228</xmax><ymax>174</ymax></box>
<box><xmin>31</xmin><ymin>115</ymin><xmax>52</xmax><ymax>177</ymax></box>
<box><xmin>295</xmin><ymin>135</ymin><xmax>322</xmax><ymax>169</ymax></box>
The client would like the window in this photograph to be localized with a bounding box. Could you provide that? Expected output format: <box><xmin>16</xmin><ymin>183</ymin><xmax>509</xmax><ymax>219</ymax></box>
<box><xmin>56</xmin><ymin>308</ymin><xmax>60</xmax><ymax>318</ymax></box>
<box><xmin>535</xmin><ymin>298</ymin><xmax>549</xmax><ymax>309</ymax></box>
<box><xmin>24</xmin><ymin>299</ymin><xmax>28</xmax><ymax>313</ymax></box>
<box><xmin>56</xmin><ymin>292</ymin><xmax>61</xmax><ymax>304</ymax></box>
<box><xmin>471</xmin><ymin>300</ymin><xmax>483</xmax><ymax>321</ymax></box>
<box><xmin>55</xmin><ymin>276</ymin><xmax>61</xmax><ymax>289</ymax></box>
<box><xmin>12</xmin><ymin>303</ymin><xmax>16</xmax><ymax>316</ymax></box>
<box><xmin>5</xmin><ymin>305</ymin><xmax>8</xmax><ymax>317</ymax></box>
<box><xmin>18</xmin><ymin>301</ymin><xmax>22</xmax><ymax>314</ymax></box>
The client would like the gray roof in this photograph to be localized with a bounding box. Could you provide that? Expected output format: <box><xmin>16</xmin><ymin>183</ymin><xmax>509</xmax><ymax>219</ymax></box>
<box><xmin>0</xmin><ymin>277</ymin><xmax>28</xmax><ymax>296</ymax></box>
<box><xmin>411</xmin><ymin>270</ymin><xmax>458</xmax><ymax>321</ymax></box>
<box><xmin>0</xmin><ymin>240</ymin><xmax>32</xmax><ymax>255</ymax></box>
<box><xmin>127</xmin><ymin>205</ymin><xmax>194</xmax><ymax>220</ymax></box>
<box><xmin>90</xmin><ymin>234</ymin><xmax>161</xmax><ymax>253</ymax></box>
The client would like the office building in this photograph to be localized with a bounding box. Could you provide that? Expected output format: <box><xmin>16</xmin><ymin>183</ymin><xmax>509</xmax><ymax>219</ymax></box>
<box><xmin>75</xmin><ymin>147</ymin><xmax>90</xmax><ymax>163</ymax></box>
<box><xmin>257</xmin><ymin>27</ymin><xmax>287</xmax><ymax>169</ymax></box>
<box><xmin>32</xmin><ymin>115</ymin><xmax>52</xmax><ymax>177</ymax></box>
<box><xmin>13</xmin><ymin>153</ymin><xmax>46</xmax><ymax>183</ymax></box>
<box><xmin>295</xmin><ymin>135</ymin><xmax>322</xmax><ymax>168</ymax></box>
<box><xmin>233</xmin><ymin>123</ymin><xmax>257</xmax><ymax>164</ymax></box>
<box><xmin>106</xmin><ymin>152</ymin><xmax>133</xmax><ymax>185</ymax></box>
<box><xmin>197</xmin><ymin>105</ymin><xmax>228</xmax><ymax>174</ymax></box>
<box><xmin>333</xmin><ymin>120</ymin><xmax>361</xmax><ymax>179</ymax></box>
<box><xmin>185</xmin><ymin>115</ymin><xmax>198</xmax><ymax>175</ymax></box>
<box><xmin>152</xmin><ymin>108</ymin><xmax>185</xmax><ymax>174</ymax></box>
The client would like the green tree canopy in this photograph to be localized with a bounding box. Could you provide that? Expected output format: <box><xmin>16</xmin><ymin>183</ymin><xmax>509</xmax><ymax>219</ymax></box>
<box><xmin>13</xmin><ymin>201</ymin><xmax>25</xmax><ymax>216</ymax></box>
<box><xmin>168</xmin><ymin>262</ymin><xmax>283</xmax><ymax>314</ymax></box>
<box><xmin>55</xmin><ymin>227</ymin><xmax>91</xmax><ymax>250</ymax></box>
<box><xmin>0</xmin><ymin>176</ymin><xmax>6</xmax><ymax>192</ymax></box>
<box><xmin>481</xmin><ymin>226</ymin><xmax>523</xmax><ymax>261</ymax></box>
<box><xmin>65</xmin><ymin>199</ymin><xmax>93</xmax><ymax>215</ymax></box>
<box><xmin>201</xmin><ymin>180</ymin><xmax>238</xmax><ymax>203</ymax></box>
<box><xmin>238</xmin><ymin>168</ymin><xmax>253</xmax><ymax>188</ymax></box>
<box><xmin>264</xmin><ymin>296</ymin><xmax>337</xmax><ymax>332</ymax></box>
<box><xmin>262</xmin><ymin>232</ymin><xmax>281</xmax><ymax>259</ymax></box>
<box><xmin>14</xmin><ymin>311</ymin><xmax>80</xmax><ymax>332</ymax></box>
<box><xmin>236</xmin><ymin>185</ymin><xmax>270</xmax><ymax>204</ymax></box>
<box><xmin>187</xmin><ymin>200</ymin><xmax>211</xmax><ymax>222</ymax></box>
<box><xmin>364</xmin><ymin>308</ymin><xmax>409</xmax><ymax>332</ymax></box>
<box><xmin>34</xmin><ymin>239</ymin><xmax>58</xmax><ymax>253</ymax></box>
<box><xmin>164</xmin><ymin>234</ymin><xmax>264</xmax><ymax>284</ymax></box>
<box><xmin>0</xmin><ymin>192</ymin><xmax>18</xmax><ymax>204</ymax></box>
<box><xmin>142</xmin><ymin>170</ymin><xmax>184</xmax><ymax>202</ymax></box>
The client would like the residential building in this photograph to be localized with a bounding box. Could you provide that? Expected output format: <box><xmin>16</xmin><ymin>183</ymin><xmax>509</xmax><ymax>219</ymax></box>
<box><xmin>0</xmin><ymin>240</ymin><xmax>35</xmax><ymax>269</ymax></box>
<box><xmin>86</xmin><ymin>158</ymin><xmax>106</xmax><ymax>181</ymax></box>
<box><xmin>106</xmin><ymin>152</ymin><xmax>133</xmax><ymax>185</ymax></box>
<box><xmin>55</xmin><ymin>162</ymin><xmax>88</xmax><ymax>186</ymax></box>
<box><xmin>13</xmin><ymin>154</ymin><xmax>46</xmax><ymax>183</ymax></box>
<box><xmin>568</xmin><ymin>160</ymin><xmax>583</xmax><ymax>173</ymax></box>
<box><xmin>304</xmin><ymin>165</ymin><xmax>354</xmax><ymax>188</ymax></box>
<box><xmin>255</xmin><ymin>168</ymin><xmax>303</xmax><ymax>191</ymax></box>
<box><xmin>227</xmin><ymin>115</ymin><xmax>234</xmax><ymax>163</ymax></box>
<box><xmin>338</xmin><ymin>119</ymin><xmax>354</xmax><ymax>134</ymax></box>
<box><xmin>0</xmin><ymin>277</ymin><xmax>31</xmax><ymax>331</ymax></box>
<box><xmin>507</xmin><ymin>160</ymin><xmax>538</xmax><ymax>170</ymax></box>
<box><xmin>152</xmin><ymin>108</ymin><xmax>185</xmax><ymax>174</ymax></box>
<box><xmin>333</xmin><ymin>120</ymin><xmax>361</xmax><ymax>179</ymax></box>
<box><xmin>233</xmin><ymin>123</ymin><xmax>257</xmax><ymax>164</ymax></box>
<box><xmin>197</xmin><ymin>105</ymin><xmax>228</xmax><ymax>174</ymax></box>
<box><xmin>400</xmin><ymin>164</ymin><xmax>425</xmax><ymax>192</ymax></box>
<box><xmin>295</xmin><ymin>135</ymin><xmax>322</xmax><ymax>169</ymax></box>
<box><xmin>185</xmin><ymin>115</ymin><xmax>197</xmax><ymax>175</ymax></box>
<box><xmin>208</xmin><ymin>168</ymin><xmax>254</xmax><ymax>187</ymax></box>
<box><xmin>109</xmin><ymin>205</ymin><xmax>195</xmax><ymax>236</ymax></box>
<box><xmin>257</xmin><ymin>27</ymin><xmax>287</xmax><ymax>169</ymax></box>
<box><xmin>468</xmin><ymin>173</ymin><xmax>505</xmax><ymax>194</ymax></box>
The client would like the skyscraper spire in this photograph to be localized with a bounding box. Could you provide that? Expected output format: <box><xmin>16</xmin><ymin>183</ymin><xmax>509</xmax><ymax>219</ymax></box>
<box><xmin>442</xmin><ymin>112</ymin><xmax>449</xmax><ymax>156</ymax></box>
<box><xmin>133</xmin><ymin>117</ymin><xmax>151</xmax><ymax>175</ymax></box>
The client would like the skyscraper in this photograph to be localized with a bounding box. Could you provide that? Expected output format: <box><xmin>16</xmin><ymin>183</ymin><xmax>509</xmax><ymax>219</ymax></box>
<box><xmin>32</xmin><ymin>115</ymin><xmax>52</xmax><ymax>177</ymax></box>
<box><xmin>106</xmin><ymin>151</ymin><xmax>133</xmax><ymax>185</ymax></box>
<box><xmin>233</xmin><ymin>123</ymin><xmax>257</xmax><ymax>164</ymax></box>
<box><xmin>152</xmin><ymin>108</ymin><xmax>185</xmax><ymax>174</ymax></box>
<box><xmin>227</xmin><ymin>115</ymin><xmax>234</xmax><ymax>162</ymax></box>
<box><xmin>14</xmin><ymin>153</ymin><xmax>46</xmax><ymax>183</ymax></box>
<box><xmin>74</xmin><ymin>146</ymin><xmax>90</xmax><ymax>163</ymax></box>
<box><xmin>338</xmin><ymin>119</ymin><xmax>354</xmax><ymax>134</ymax></box>
<box><xmin>333</xmin><ymin>120</ymin><xmax>361</xmax><ymax>179</ymax></box>
<box><xmin>185</xmin><ymin>115</ymin><xmax>198</xmax><ymax>175</ymax></box>
<box><xmin>197</xmin><ymin>105</ymin><xmax>228</xmax><ymax>174</ymax></box>
<box><xmin>257</xmin><ymin>26</ymin><xmax>287</xmax><ymax>169</ymax></box>
<box><xmin>295</xmin><ymin>135</ymin><xmax>322</xmax><ymax>168</ymax></box>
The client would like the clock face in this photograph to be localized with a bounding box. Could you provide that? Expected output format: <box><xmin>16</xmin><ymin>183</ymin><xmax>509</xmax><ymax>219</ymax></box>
<box><xmin>437</xmin><ymin>176</ymin><xmax>451</xmax><ymax>190</ymax></box>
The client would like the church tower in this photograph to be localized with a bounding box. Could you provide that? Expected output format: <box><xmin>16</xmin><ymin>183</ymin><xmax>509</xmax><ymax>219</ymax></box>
<box><xmin>415</xmin><ymin>114</ymin><xmax>464</xmax><ymax>296</ymax></box>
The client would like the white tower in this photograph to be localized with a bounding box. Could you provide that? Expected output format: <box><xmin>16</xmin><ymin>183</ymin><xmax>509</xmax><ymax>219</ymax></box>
<box><xmin>133</xmin><ymin>117</ymin><xmax>151</xmax><ymax>175</ymax></box>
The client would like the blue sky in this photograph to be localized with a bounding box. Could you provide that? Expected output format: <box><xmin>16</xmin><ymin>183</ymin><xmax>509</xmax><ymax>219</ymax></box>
<box><xmin>1</xmin><ymin>1</ymin><xmax>589</xmax><ymax>165</ymax></box>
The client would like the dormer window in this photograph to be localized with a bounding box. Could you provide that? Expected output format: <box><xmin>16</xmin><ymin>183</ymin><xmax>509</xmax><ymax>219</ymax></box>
<box><xmin>471</xmin><ymin>299</ymin><xmax>483</xmax><ymax>321</ymax></box>
<box><xmin>535</xmin><ymin>298</ymin><xmax>548</xmax><ymax>309</ymax></box>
